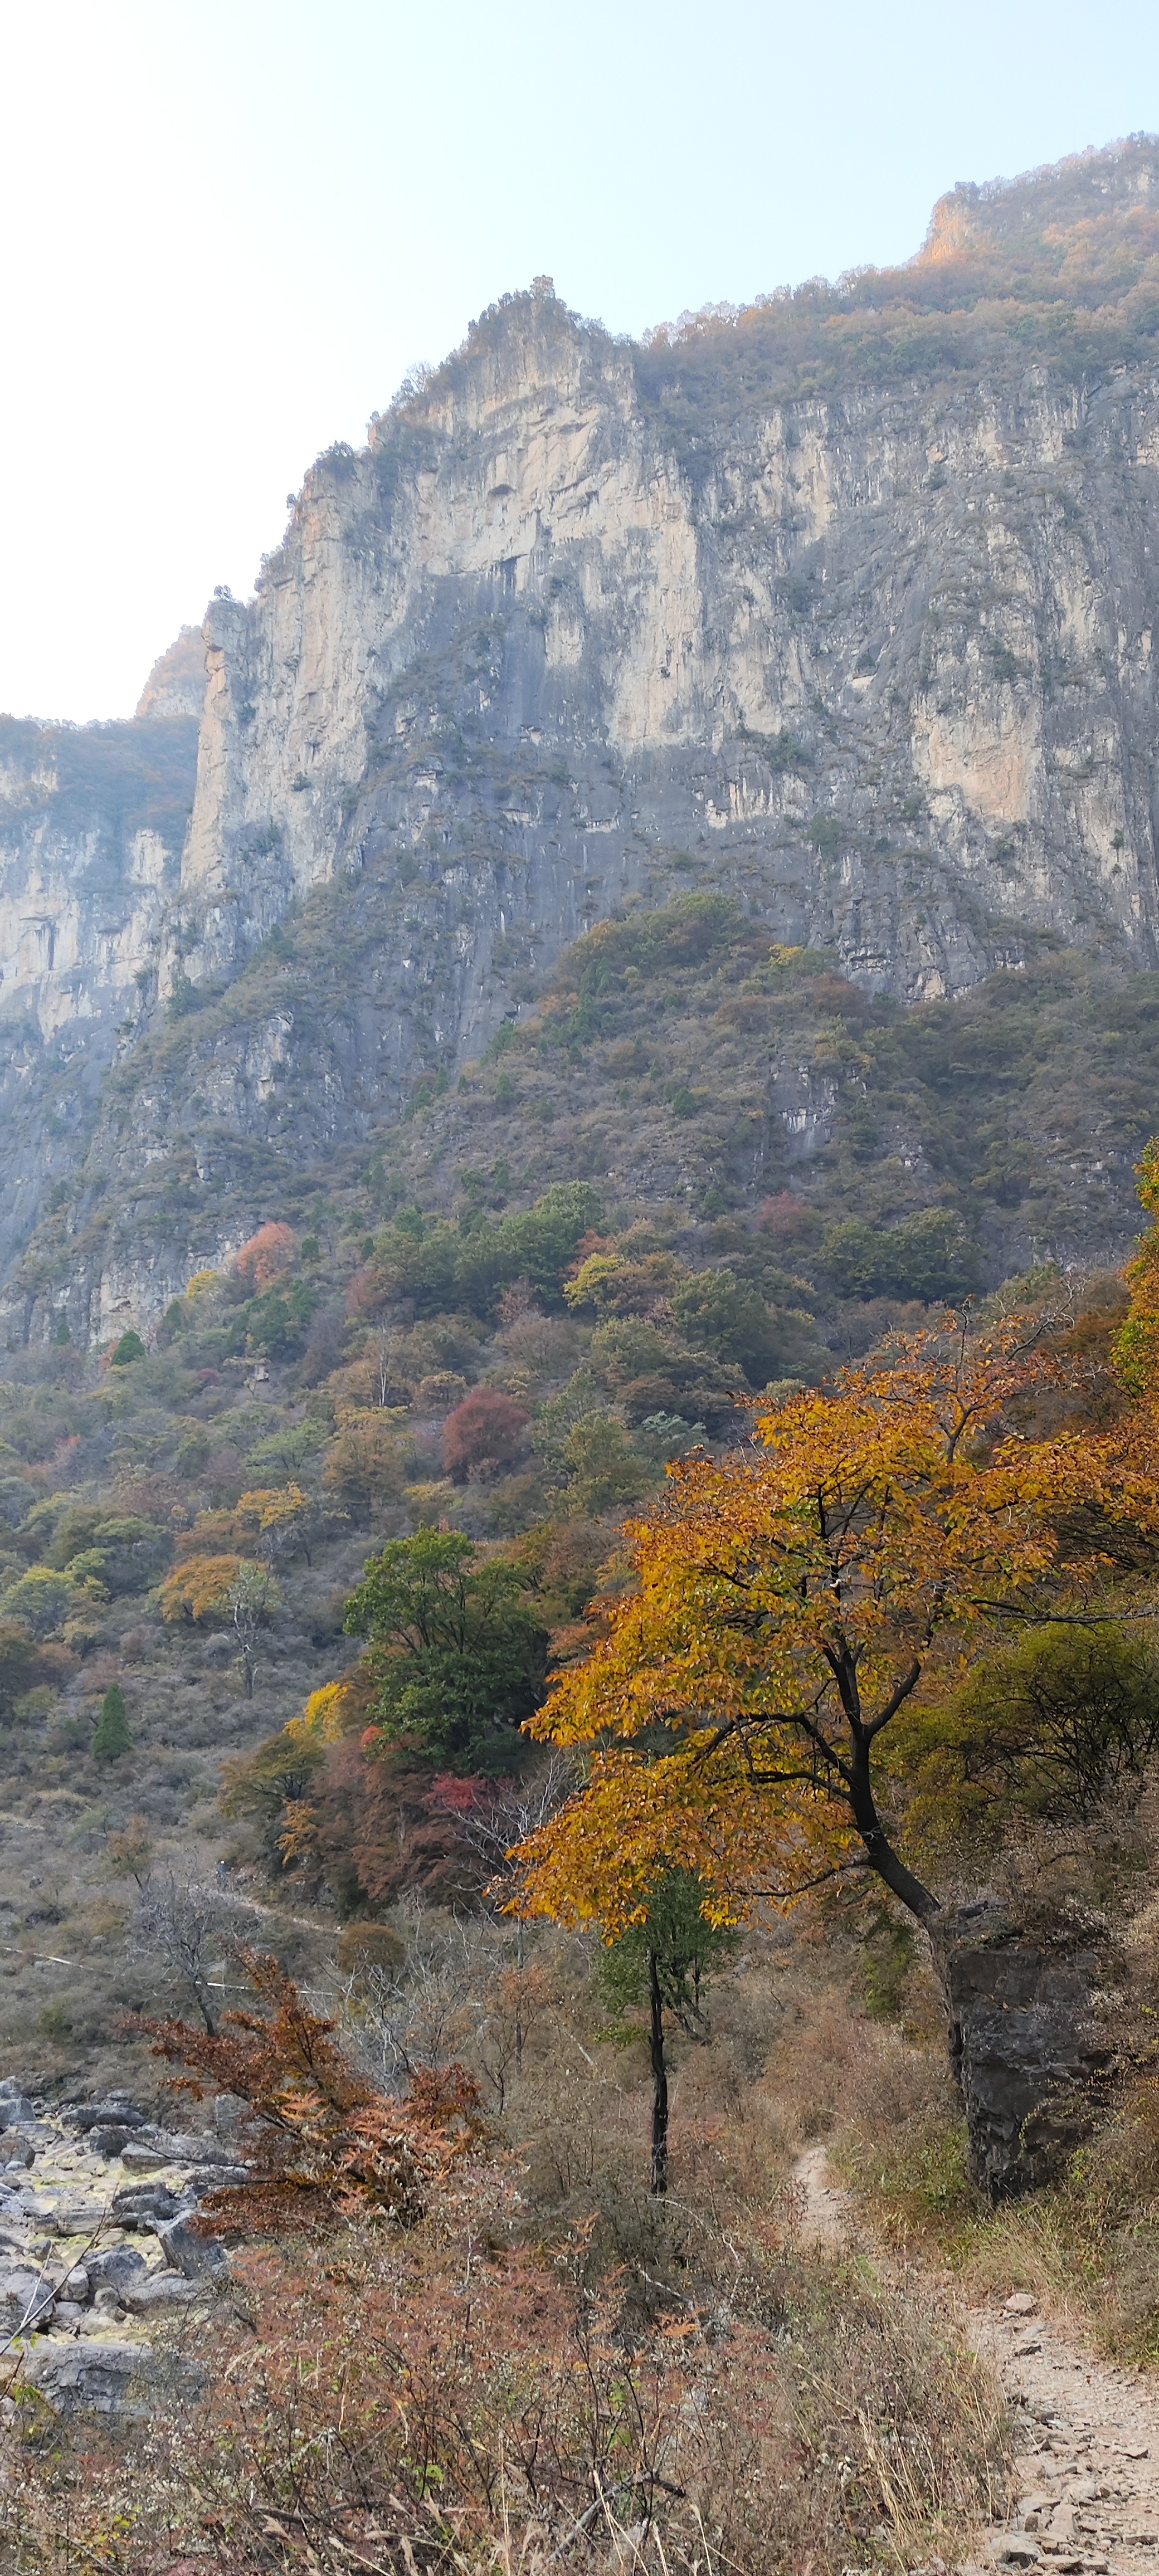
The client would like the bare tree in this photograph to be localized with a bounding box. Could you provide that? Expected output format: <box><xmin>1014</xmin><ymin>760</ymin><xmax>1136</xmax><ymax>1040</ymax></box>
<box><xmin>345</xmin><ymin>1893</ymin><xmax>562</xmax><ymax>2112</ymax></box>
<box><xmin>431</xmin><ymin>1753</ymin><xmax>578</xmax><ymax>1897</ymax></box>
<box><xmin>133</xmin><ymin>1874</ymin><xmax>240</xmax><ymax>2035</ymax></box>
<box><xmin>228</xmin><ymin>1562</ymin><xmax>279</xmax><ymax>1699</ymax></box>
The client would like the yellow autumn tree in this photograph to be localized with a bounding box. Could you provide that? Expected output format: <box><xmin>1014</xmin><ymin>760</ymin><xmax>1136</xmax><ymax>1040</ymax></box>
<box><xmin>517</xmin><ymin>1309</ymin><xmax>1154</xmax><ymax>1935</ymax></box>
<box><xmin>160</xmin><ymin>1553</ymin><xmax>247</xmax><ymax>1624</ymax></box>
<box><xmin>1116</xmin><ymin>1139</ymin><xmax>1159</xmax><ymax>1395</ymax></box>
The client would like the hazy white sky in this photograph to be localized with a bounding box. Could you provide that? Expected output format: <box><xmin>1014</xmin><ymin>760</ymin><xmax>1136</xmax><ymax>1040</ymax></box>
<box><xmin>4</xmin><ymin>0</ymin><xmax>1158</xmax><ymax>721</ymax></box>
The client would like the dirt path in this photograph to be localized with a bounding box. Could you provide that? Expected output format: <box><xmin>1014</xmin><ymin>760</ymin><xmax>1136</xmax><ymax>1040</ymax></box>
<box><xmin>792</xmin><ymin>2147</ymin><xmax>1159</xmax><ymax>2573</ymax></box>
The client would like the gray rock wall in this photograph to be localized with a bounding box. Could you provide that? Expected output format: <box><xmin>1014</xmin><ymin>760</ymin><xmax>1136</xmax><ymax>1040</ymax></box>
<box><xmin>9</xmin><ymin>151</ymin><xmax>1159</xmax><ymax>1340</ymax></box>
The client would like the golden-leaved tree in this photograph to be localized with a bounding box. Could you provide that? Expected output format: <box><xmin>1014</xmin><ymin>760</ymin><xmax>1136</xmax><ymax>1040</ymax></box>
<box><xmin>517</xmin><ymin>1307</ymin><xmax>1156</xmax><ymax>1935</ymax></box>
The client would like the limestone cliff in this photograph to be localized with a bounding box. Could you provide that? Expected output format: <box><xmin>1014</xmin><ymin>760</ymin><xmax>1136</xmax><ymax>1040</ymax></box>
<box><xmin>0</xmin><ymin>713</ymin><xmax>198</xmax><ymax>1304</ymax></box>
<box><xmin>9</xmin><ymin>135</ymin><xmax>1159</xmax><ymax>1344</ymax></box>
<box><xmin>173</xmin><ymin>144</ymin><xmax>1159</xmax><ymax>1008</ymax></box>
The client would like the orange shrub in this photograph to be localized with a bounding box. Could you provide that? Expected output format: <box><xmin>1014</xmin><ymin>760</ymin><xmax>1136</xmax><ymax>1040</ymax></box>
<box><xmin>443</xmin><ymin>1388</ymin><xmax>529</xmax><ymax>1483</ymax></box>
<box><xmin>232</xmin><ymin>1222</ymin><xmax>296</xmax><ymax>1289</ymax></box>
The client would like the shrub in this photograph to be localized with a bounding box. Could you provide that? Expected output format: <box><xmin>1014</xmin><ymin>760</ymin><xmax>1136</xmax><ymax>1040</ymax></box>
<box><xmin>562</xmin><ymin>1411</ymin><xmax>651</xmax><ymax>1515</ymax></box>
<box><xmin>671</xmin><ymin>1270</ymin><xmax>784</xmax><ymax>1384</ymax></box>
<box><xmin>322</xmin><ymin>1413</ymin><xmax>414</xmax><ymax>1516</ymax></box>
<box><xmin>230</xmin><ymin>1277</ymin><xmax>320</xmax><ymax>1358</ymax></box>
<box><xmin>443</xmin><ymin>1388</ymin><xmax>529</xmax><ymax>1482</ymax></box>
<box><xmin>1</xmin><ymin>1566</ymin><xmax>76</xmax><ymax>1638</ymax></box>
<box><xmin>142</xmin><ymin>1950</ymin><xmax>483</xmax><ymax>2233</ymax></box>
<box><xmin>232</xmin><ymin>1222</ymin><xmax>296</xmax><ymax>1289</ymax></box>
<box><xmin>820</xmin><ymin>1207</ymin><xmax>980</xmax><ymax>1302</ymax></box>
<box><xmin>896</xmin><ymin>1621</ymin><xmax>1159</xmax><ymax>1864</ymax></box>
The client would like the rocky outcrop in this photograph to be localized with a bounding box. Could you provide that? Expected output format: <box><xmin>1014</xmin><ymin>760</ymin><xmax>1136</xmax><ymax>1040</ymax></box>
<box><xmin>934</xmin><ymin>1902</ymin><xmax>1113</xmax><ymax>2198</ymax></box>
<box><xmin>0</xmin><ymin>2076</ymin><xmax>234</xmax><ymax>2418</ymax></box>
<box><xmin>135</xmin><ymin>626</ymin><xmax>207</xmax><ymax>722</ymax></box>
<box><xmin>0</xmin><ymin>710</ymin><xmax>198</xmax><ymax>1296</ymax></box>
<box><xmin>172</xmin><ymin>273</ymin><xmax>1159</xmax><ymax>1008</ymax></box>
<box><xmin>8</xmin><ymin>142</ymin><xmax>1159</xmax><ymax>1340</ymax></box>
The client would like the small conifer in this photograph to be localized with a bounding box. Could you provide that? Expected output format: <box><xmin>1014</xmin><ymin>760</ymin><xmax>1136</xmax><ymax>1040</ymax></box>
<box><xmin>109</xmin><ymin>1329</ymin><xmax>146</xmax><ymax>1367</ymax></box>
<box><xmin>93</xmin><ymin>1683</ymin><xmax>132</xmax><ymax>1762</ymax></box>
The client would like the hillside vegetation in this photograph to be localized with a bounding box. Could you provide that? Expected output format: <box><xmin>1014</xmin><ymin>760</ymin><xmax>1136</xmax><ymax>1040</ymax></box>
<box><xmin>634</xmin><ymin>133</ymin><xmax>1159</xmax><ymax>426</ymax></box>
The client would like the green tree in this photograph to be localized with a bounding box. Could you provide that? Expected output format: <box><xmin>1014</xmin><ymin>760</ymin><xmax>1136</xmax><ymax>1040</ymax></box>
<box><xmin>562</xmin><ymin>1412</ymin><xmax>650</xmax><ymax>1515</ymax></box>
<box><xmin>670</xmin><ymin>1271</ymin><xmax>784</xmax><ymax>1385</ymax></box>
<box><xmin>0</xmin><ymin>1619</ymin><xmax>46</xmax><ymax>1718</ymax></box>
<box><xmin>344</xmin><ymin>1529</ymin><xmax>548</xmax><ymax>1773</ymax></box>
<box><xmin>896</xmin><ymin>1623</ymin><xmax>1159</xmax><ymax>1862</ymax></box>
<box><xmin>596</xmin><ymin>1869</ymin><xmax>738</xmax><ymax>2194</ymax></box>
<box><xmin>92</xmin><ymin>1683</ymin><xmax>132</xmax><ymax>1763</ymax></box>
<box><xmin>820</xmin><ymin>1208</ymin><xmax>978</xmax><ymax>1304</ymax></box>
<box><xmin>109</xmin><ymin>1329</ymin><xmax>147</xmax><ymax>1367</ymax></box>
<box><xmin>1</xmin><ymin>1567</ymin><xmax>76</xmax><ymax>1638</ymax></box>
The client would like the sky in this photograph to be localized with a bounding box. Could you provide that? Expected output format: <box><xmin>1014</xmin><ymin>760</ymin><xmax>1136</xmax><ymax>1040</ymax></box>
<box><xmin>4</xmin><ymin>0</ymin><xmax>1159</xmax><ymax>722</ymax></box>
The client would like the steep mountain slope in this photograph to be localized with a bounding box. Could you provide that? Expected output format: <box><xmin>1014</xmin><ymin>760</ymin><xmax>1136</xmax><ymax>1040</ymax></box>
<box><xmin>8</xmin><ymin>136</ymin><xmax>1159</xmax><ymax>1344</ymax></box>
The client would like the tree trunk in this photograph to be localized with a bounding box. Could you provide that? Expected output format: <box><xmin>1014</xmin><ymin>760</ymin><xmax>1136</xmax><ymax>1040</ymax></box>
<box><xmin>849</xmin><ymin>1738</ymin><xmax>1109</xmax><ymax>2197</ymax></box>
<box><xmin>648</xmin><ymin>1950</ymin><xmax>669</xmax><ymax>2197</ymax></box>
<box><xmin>848</xmin><ymin>1733</ymin><xmax>941</xmax><ymax>1924</ymax></box>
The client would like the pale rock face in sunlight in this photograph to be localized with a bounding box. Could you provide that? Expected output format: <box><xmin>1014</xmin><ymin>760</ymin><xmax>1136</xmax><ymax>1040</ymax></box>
<box><xmin>9</xmin><ymin>153</ymin><xmax>1159</xmax><ymax>1336</ymax></box>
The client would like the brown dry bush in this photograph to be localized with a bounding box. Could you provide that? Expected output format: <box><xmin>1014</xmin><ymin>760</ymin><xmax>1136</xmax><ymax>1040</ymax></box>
<box><xmin>0</xmin><ymin>2191</ymin><xmax>1010</xmax><ymax>2576</ymax></box>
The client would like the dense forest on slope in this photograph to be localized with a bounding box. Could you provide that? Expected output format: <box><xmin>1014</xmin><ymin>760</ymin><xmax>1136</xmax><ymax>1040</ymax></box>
<box><xmin>632</xmin><ymin>133</ymin><xmax>1159</xmax><ymax>423</ymax></box>
<box><xmin>5</xmin><ymin>895</ymin><xmax>1159</xmax><ymax>2067</ymax></box>
<box><xmin>17</xmin><ymin>888</ymin><xmax>1159</xmax><ymax>1344</ymax></box>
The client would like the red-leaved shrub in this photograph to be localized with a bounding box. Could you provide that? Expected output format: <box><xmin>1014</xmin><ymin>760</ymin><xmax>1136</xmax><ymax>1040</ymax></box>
<box><xmin>442</xmin><ymin>1388</ymin><xmax>529</xmax><ymax>1483</ymax></box>
<box><xmin>232</xmin><ymin>1222</ymin><xmax>296</xmax><ymax>1289</ymax></box>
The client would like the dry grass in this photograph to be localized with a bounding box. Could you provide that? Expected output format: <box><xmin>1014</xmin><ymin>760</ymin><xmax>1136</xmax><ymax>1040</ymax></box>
<box><xmin>0</xmin><ymin>2177</ymin><xmax>1010</xmax><ymax>2576</ymax></box>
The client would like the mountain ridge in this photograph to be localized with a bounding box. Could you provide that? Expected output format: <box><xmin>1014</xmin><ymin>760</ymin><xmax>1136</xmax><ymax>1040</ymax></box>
<box><xmin>7</xmin><ymin>136</ymin><xmax>1159</xmax><ymax>1344</ymax></box>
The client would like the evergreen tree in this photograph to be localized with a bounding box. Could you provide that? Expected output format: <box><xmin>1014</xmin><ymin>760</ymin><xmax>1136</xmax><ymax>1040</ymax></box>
<box><xmin>597</xmin><ymin>1870</ymin><xmax>738</xmax><ymax>2195</ymax></box>
<box><xmin>93</xmin><ymin>1683</ymin><xmax>132</xmax><ymax>1762</ymax></box>
<box><xmin>109</xmin><ymin>1329</ymin><xmax>146</xmax><ymax>1367</ymax></box>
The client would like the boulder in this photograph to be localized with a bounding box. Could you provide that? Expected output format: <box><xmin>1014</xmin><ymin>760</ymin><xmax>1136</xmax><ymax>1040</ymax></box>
<box><xmin>0</xmin><ymin>2267</ymin><xmax>53</xmax><ymax>2332</ymax></box>
<box><xmin>70</xmin><ymin>2102</ymin><xmax>147</xmax><ymax>2135</ymax></box>
<box><xmin>22</xmin><ymin>2337</ymin><xmax>151</xmax><ymax>2417</ymax></box>
<box><xmin>134</xmin><ymin>2128</ymin><xmax>234</xmax><ymax>2165</ymax></box>
<box><xmin>46</xmin><ymin>2202</ymin><xmax>107</xmax><ymax>2235</ymax></box>
<box><xmin>154</xmin><ymin>2214</ymin><xmax>227</xmax><ymax>2279</ymax></box>
<box><xmin>109</xmin><ymin>2183</ymin><xmax>181</xmax><ymax>2228</ymax></box>
<box><xmin>119</xmin><ymin>2272</ymin><xmax>195</xmax><ymax>2315</ymax></box>
<box><xmin>933</xmin><ymin>1901</ymin><xmax>1112</xmax><ymax>2198</ymax></box>
<box><xmin>86</xmin><ymin>2246</ymin><xmax>149</xmax><ymax>2297</ymax></box>
<box><xmin>87</xmin><ymin>2126</ymin><xmax>135</xmax><ymax>2158</ymax></box>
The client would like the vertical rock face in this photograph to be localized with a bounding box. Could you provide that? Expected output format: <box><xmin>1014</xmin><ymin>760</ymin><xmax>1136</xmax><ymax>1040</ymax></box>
<box><xmin>135</xmin><ymin>628</ymin><xmax>207</xmax><ymax>723</ymax></box>
<box><xmin>8</xmin><ymin>138</ymin><xmax>1159</xmax><ymax>1337</ymax></box>
<box><xmin>0</xmin><ymin>713</ymin><xmax>198</xmax><ymax>1292</ymax></box>
<box><xmin>935</xmin><ymin>1904</ymin><xmax>1112</xmax><ymax>2198</ymax></box>
<box><xmin>174</xmin><ymin>261</ymin><xmax>1159</xmax><ymax>1008</ymax></box>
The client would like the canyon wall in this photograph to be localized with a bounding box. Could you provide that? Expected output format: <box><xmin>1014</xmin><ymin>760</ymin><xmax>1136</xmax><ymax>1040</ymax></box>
<box><xmin>7</xmin><ymin>140</ymin><xmax>1159</xmax><ymax>1341</ymax></box>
